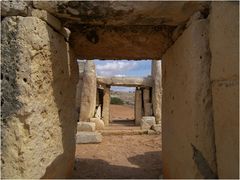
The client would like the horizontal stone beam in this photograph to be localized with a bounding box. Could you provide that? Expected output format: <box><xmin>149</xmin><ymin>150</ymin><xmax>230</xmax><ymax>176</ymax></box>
<box><xmin>97</xmin><ymin>76</ymin><xmax>153</xmax><ymax>87</ymax></box>
<box><xmin>70</xmin><ymin>25</ymin><xmax>173</xmax><ymax>60</ymax></box>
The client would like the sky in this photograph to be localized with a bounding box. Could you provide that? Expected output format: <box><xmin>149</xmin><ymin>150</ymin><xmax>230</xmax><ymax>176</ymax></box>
<box><xmin>94</xmin><ymin>59</ymin><xmax>152</xmax><ymax>92</ymax></box>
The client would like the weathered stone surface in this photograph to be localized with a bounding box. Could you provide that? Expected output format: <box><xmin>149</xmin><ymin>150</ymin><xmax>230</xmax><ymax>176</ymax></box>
<box><xmin>141</xmin><ymin>116</ymin><xmax>156</xmax><ymax>127</ymax></box>
<box><xmin>90</xmin><ymin>118</ymin><xmax>105</xmax><ymax>130</ymax></box>
<box><xmin>76</xmin><ymin>132</ymin><xmax>102</xmax><ymax>144</ymax></box>
<box><xmin>209</xmin><ymin>2</ymin><xmax>239</xmax><ymax>178</ymax></box>
<box><xmin>75</xmin><ymin>61</ymin><xmax>85</xmax><ymax>112</ymax></box>
<box><xmin>152</xmin><ymin>124</ymin><xmax>161</xmax><ymax>133</ymax></box>
<box><xmin>147</xmin><ymin>129</ymin><xmax>156</xmax><ymax>135</ymax></box>
<box><xmin>97</xmin><ymin>76</ymin><xmax>153</xmax><ymax>87</ymax></box>
<box><xmin>70</xmin><ymin>26</ymin><xmax>173</xmax><ymax>60</ymax></box>
<box><xmin>33</xmin><ymin>1</ymin><xmax>208</xmax><ymax>26</ymax></box>
<box><xmin>151</xmin><ymin>60</ymin><xmax>162</xmax><ymax>124</ymax></box>
<box><xmin>94</xmin><ymin>105</ymin><xmax>102</xmax><ymax>119</ymax></box>
<box><xmin>209</xmin><ymin>2</ymin><xmax>239</xmax><ymax>81</ymax></box>
<box><xmin>1</xmin><ymin>16</ymin><xmax>78</xmax><ymax>178</ymax></box>
<box><xmin>144</xmin><ymin>103</ymin><xmax>152</xmax><ymax>116</ymax></box>
<box><xmin>77</xmin><ymin>122</ymin><xmax>96</xmax><ymax>132</ymax></box>
<box><xmin>79</xmin><ymin>61</ymin><xmax>97</xmax><ymax>122</ymax></box>
<box><xmin>102</xmin><ymin>86</ymin><xmax>110</xmax><ymax>126</ymax></box>
<box><xmin>1</xmin><ymin>1</ymin><xmax>31</xmax><ymax>16</ymax></box>
<box><xmin>31</xmin><ymin>9</ymin><xmax>62</xmax><ymax>31</ymax></box>
<box><xmin>134</xmin><ymin>89</ymin><xmax>142</xmax><ymax>125</ymax></box>
<box><xmin>143</xmin><ymin>88</ymin><xmax>150</xmax><ymax>102</ymax></box>
<box><xmin>162</xmin><ymin>19</ymin><xmax>217</xmax><ymax>178</ymax></box>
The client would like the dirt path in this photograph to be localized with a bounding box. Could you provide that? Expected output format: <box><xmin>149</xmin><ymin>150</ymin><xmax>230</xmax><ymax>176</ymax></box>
<box><xmin>110</xmin><ymin>104</ymin><xmax>134</xmax><ymax>121</ymax></box>
<box><xmin>73</xmin><ymin>134</ymin><xmax>162</xmax><ymax>179</ymax></box>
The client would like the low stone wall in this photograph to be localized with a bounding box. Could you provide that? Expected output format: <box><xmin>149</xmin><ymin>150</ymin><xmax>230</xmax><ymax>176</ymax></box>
<box><xmin>1</xmin><ymin>15</ymin><xmax>78</xmax><ymax>178</ymax></box>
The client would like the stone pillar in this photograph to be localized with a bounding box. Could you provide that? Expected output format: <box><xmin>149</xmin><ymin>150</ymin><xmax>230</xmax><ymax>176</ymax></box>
<box><xmin>102</xmin><ymin>86</ymin><xmax>110</xmax><ymax>126</ymax></box>
<box><xmin>134</xmin><ymin>88</ymin><xmax>142</xmax><ymax>125</ymax></box>
<box><xmin>75</xmin><ymin>61</ymin><xmax>85</xmax><ymax>115</ymax></box>
<box><xmin>209</xmin><ymin>2</ymin><xmax>239</xmax><ymax>178</ymax></box>
<box><xmin>162</xmin><ymin>19</ymin><xmax>217</xmax><ymax>178</ymax></box>
<box><xmin>79</xmin><ymin>61</ymin><xmax>97</xmax><ymax>122</ymax></box>
<box><xmin>1</xmin><ymin>16</ymin><xmax>78</xmax><ymax>178</ymax></box>
<box><xmin>152</xmin><ymin>60</ymin><xmax>162</xmax><ymax>124</ymax></box>
<box><xmin>143</xmin><ymin>88</ymin><xmax>152</xmax><ymax>116</ymax></box>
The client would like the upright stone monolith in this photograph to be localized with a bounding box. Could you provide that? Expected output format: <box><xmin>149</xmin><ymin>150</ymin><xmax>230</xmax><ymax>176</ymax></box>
<box><xmin>135</xmin><ymin>88</ymin><xmax>142</xmax><ymax>125</ymax></box>
<box><xmin>102</xmin><ymin>86</ymin><xmax>110</xmax><ymax>126</ymax></box>
<box><xmin>79</xmin><ymin>61</ymin><xmax>97</xmax><ymax>122</ymax></box>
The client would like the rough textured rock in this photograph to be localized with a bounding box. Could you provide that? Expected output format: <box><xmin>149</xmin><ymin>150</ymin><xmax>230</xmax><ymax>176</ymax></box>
<box><xmin>75</xmin><ymin>61</ymin><xmax>85</xmax><ymax>113</ymax></box>
<box><xmin>70</xmin><ymin>26</ymin><xmax>173</xmax><ymax>60</ymax></box>
<box><xmin>77</xmin><ymin>122</ymin><xmax>96</xmax><ymax>132</ymax></box>
<box><xmin>209</xmin><ymin>2</ymin><xmax>239</xmax><ymax>178</ymax></box>
<box><xmin>33</xmin><ymin>1</ymin><xmax>209</xmax><ymax>26</ymax></box>
<box><xmin>94</xmin><ymin>105</ymin><xmax>102</xmax><ymax>119</ymax></box>
<box><xmin>1</xmin><ymin>16</ymin><xmax>78</xmax><ymax>178</ymax></box>
<box><xmin>97</xmin><ymin>76</ymin><xmax>153</xmax><ymax>87</ymax></box>
<box><xmin>151</xmin><ymin>60</ymin><xmax>162</xmax><ymax>124</ymax></box>
<box><xmin>76</xmin><ymin>132</ymin><xmax>103</xmax><ymax>144</ymax></box>
<box><xmin>90</xmin><ymin>118</ymin><xmax>105</xmax><ymax>130</ymax></box>
<box><xmin>141</xmin><ymin>116</ymin><xmax>156</xmax><ymax>127</ymax></box>
<box><xmin>134</xmin><ymin>89</ymin><xmax>142</xmax><ymax>125</ymax></box>
<box><xmin>1</xmin><ymin>1</ymin><xmax>31</xmax><ymax>16</ymax></box>
<box><xmin>102</xmin><ymin>86</ymin><xmax>110</xmax><ymax>126</ymax></box>
<box><xmin>162</xmin><ymin>19</ymin><xmax>217</xmax><ymax>178</ymax></box>
<box><xmin>143</xmin><ymin>88</ymin><xmax>152</xmax><ymax>116</ymax></box>
<box><xmin>32</xmin><ymin>1</ymin><xmax>209</xmax><ymax>60</ymax></box>
<box><xmin>79</xmin><ymin>61</ymin><xmax>96</xmax><ymax>122</ymax></box>
<box><xmin>152</xmin><ymin>124</ymin><xmax>161</xmax><ymax>133</ymax></box>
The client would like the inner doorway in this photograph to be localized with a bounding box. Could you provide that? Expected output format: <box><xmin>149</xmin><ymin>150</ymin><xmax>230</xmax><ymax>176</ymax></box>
<box><xmin>110</xmin><ymin>86</ymin><xmax>135</xmax><ymax>129</ymax></box>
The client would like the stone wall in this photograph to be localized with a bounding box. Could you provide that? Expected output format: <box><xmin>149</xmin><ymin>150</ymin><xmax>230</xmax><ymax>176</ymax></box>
<box><xmin>209</xmin><ymin>2</ymin><xmax>239</xmax><ymax>178</ymax></box>
<box><xmin>1</xmin><ymin>16</ymin><xmax>78</xmax><ymax>178</ymax></box>
<box><xmin>162</xmin><ymin>18</ymin><xmax>217</xmax><ymax>178</ymax></box>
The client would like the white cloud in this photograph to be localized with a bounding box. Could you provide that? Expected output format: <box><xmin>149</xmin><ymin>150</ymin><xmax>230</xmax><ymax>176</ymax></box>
<box><xmin>96</xmin><ymin>61</ymin><xmax>138</xmax><ymax>76</ymax></box>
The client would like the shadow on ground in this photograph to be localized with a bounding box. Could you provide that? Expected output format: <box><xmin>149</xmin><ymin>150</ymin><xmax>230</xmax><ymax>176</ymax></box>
<box><xmin>72</xmin><ymin>151</ymin><xmax>162</xmax><ymax>179</ymax></box>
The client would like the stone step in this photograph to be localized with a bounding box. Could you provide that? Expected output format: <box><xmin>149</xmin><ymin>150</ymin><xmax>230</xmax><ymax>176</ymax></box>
<box><xmin>100</xmin><ymin>129</ymin><xmax>160</xmax><ymax>136</ymax></box>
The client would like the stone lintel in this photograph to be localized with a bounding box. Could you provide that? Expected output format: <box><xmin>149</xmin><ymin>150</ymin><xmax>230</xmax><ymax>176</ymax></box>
<box><xmin>97</xmin><ymin>76</ymin><xmax>153</xmax><ymax>87</ymax></box>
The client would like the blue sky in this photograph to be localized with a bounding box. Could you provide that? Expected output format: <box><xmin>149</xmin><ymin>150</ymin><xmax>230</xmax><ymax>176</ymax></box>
<box><xmin>94</xmin><ymin>59</ymin><xmax>152</xmax><ymax>92</ymax></box>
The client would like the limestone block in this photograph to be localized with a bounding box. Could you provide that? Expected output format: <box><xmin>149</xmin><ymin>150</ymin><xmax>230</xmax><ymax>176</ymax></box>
<box><xmin>97</xmin><ymin>76</ymin><xmax>153</xmax><ymax>87</ymax></box>
<box><xmin>31</xmin><ymin>9</ymin><xmax>62</xmax><ymax>31</ymax></box>
<box><xmin>151</xmin><ymin>60</ymin><xmax>162</xmax><ymax>124</ymax></box>
<box><xmin>1</xmin><ymin>16</ymin><xmax>78</xmax><ymax>178</ymax></box>
<box><xmin>77</xmin><ymin>122</ymin><xmax>96</xmax><ymax>132</ymax></box>
<box><xmin>209</xmin><ymin>3</ymin><xmax>239</xmax><ymax>178</ymax></box>
<box><xmin>134</xmin><ymin>89</ymin><xmax>142</xmax><ymax>125</ymax></box>
<box><xmin>209</xmin><ymin>2</ymin><xmax>239</xmax><ymax>81</ymax></box>
<box><xmin>79</xmin><ymin>61</ymin><xmax>97</xmax><ymax>122</ymax></box>
<box><xmin>144</xmin><ymin>103</ymin><xmax>152</xmax><ymax>116</ymax></box>
<box><xmin>1</xmin><ymin>1</ymin><xmax>31</xmax><ymax>16</ymax></box>
<box><xmin>76</xmin><ymin>132</ymin><xmax>103</xmax><ymax>144</ymax></box>
<box><xmin>152</xmin><ymin>124</ymin><xmax>161</xmax><ymax>133</ymax></box>
<box><xmin>90</xmin><ymin>118</ymin><xmax>105</xmax><ymax>130</ymax></box>
<box><xmin>143</xmin><ymin>88</ymin><xmax>150</xmax><ymax>102</ymax></box>
<box><xmin>147</xmin><ymin>129</ymin><xmax>156</xmax><ymax>135</ymax></box>
<box><xmin>162</xmin><ymin>19</ymin><xmax>217</xmax><ymax>178</ymax></box>
<box><xmin>94</xmin><ymin>105</ymin><xmax>102</xmax><ymax>119</ymax></box>
<box><xmin>212</xmin><ymin>80</ymin><xmax>239</xmax><ymax>178</ymax></box>
<box><xmin>141</xmin><ymin>116</ymin><xmax>156</xmax><ymax>127</ymax></box>
<box><xmin>102</xmin><ymin>86</ymin><xmax>110</xmax><ymax>126</ymax></box>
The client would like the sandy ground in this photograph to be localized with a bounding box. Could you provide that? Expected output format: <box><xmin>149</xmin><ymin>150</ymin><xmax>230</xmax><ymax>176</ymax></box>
<box><xmin>73</xmin><ymin>135</ymin><xmax>162</xmax><ymax>179</ymax></box>
<box><xmin>110</xmin><ymin>104</ymin><xmax>134</xmax><ymax>121</ymax></box>
<box><xmin>73</xmin><ymin>105</ymin><xmax>162</xmax><ymax>179</ymax></box>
